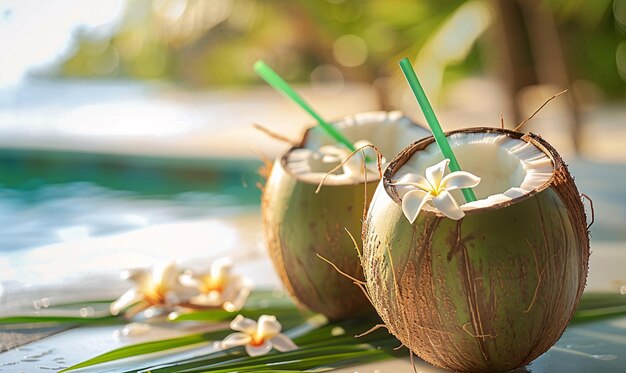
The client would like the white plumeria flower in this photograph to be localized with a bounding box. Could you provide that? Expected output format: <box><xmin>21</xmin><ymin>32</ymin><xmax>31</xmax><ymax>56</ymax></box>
<box><xmin>110</xmin><ymin>261</ymin><xmax>196</xmax><ymax>318</ymax></box>
<box><xmin>318</xmin><ymin>140</ymin><xmax>382</xmax><ymax>178</ymax></box>
<box><xmin>179</xmin><ymin>257</ymin><xmax>253</xmax><ymax>312</ymax></box>
<box><xmin>219</xmin><ymin>314</ymin><xmax>298</xmax><ymax>357</ymax></box>
<box><xmin>393</xmin><ymin>159</ymin><xmax>481</xmax><ymax>222</ymax></box>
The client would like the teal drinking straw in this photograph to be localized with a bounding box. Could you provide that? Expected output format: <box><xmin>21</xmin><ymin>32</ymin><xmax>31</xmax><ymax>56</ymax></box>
<box><xmin>254</xmin><ymin>60</ymin><xmax>357</xmax><ymax>153</ymax></box>
<box><xmin>398</xmin><ymin>58</ymin><xmax>477</xmax><ymax>203</ymax></box>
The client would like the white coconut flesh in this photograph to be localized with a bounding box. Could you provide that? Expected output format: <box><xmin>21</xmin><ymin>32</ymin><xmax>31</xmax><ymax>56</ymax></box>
<box><xmin>393</xmin><ymin>132</ymin><xmax>554</xmax><ymax>212</ymax></box>
<box><xmin>285</xmin><ymin>111</ymin><xmax>430</xmax><ymax>185</ymax></box>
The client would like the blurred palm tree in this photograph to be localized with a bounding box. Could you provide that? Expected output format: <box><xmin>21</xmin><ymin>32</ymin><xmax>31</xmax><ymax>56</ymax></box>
<box><xmin>56</xmin><ymin>0</ymin><xmax>624</xmax><ymax>151</ymax></box>
<box><xmin>59</xmin><ymin>0</ymin><xmax>623</xmax><ymax>103</ymax></box>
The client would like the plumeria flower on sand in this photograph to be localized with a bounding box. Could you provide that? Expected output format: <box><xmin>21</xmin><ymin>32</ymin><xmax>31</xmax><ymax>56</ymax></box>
<box><xmin>393</xmin><ymin>159</ymin><xmax>481</xmax><ymax>222</ymax></box>
<box><xmin>319</xmin><ymin>140</ymin><xmax>382</xmax><ymax>178</ymax></box>
<box><xmin>218</xmin><ymin>314</ymin><xmax>297</xmax><ymax>357</ymax></box>
<box><xmin>110</xmin><ymin>261</ymin><xmax>196</xmax><ymax>318</ymax></box>
<box><xmin>178</xmin><ymin>257</ymin><xmax>253</xmax><ymax>312</ymax></box>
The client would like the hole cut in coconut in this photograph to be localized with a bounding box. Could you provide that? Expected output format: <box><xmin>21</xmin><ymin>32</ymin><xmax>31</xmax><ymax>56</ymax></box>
<box><xmin>285</xmin><ymin>111</ymin><xmax>430</xmax><ymax>185</ymax></box>
<box><xmin>393</xmin><ymin>131</ymin><xmax>554</xmax><ymax>212</ymax></box>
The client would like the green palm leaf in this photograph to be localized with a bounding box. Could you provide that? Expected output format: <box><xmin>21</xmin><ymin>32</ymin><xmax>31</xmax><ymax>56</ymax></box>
<box><xmin>59</xmin><ymin>329</ymin><xmax>231</xmax><ymax>373</ymax></box>
<box><xmin>39</xmin><ymin>290</ymin><xmax>626</xmax><ymax>373</ymax></box>
<box><xmin>59</xmin><ymin>312</ymin><xmax>322</xmax><ymax>372</ymax></box>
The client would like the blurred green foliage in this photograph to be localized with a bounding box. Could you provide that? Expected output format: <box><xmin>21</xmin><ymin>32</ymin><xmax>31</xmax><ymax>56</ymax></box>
<box><xmin>545</xmin><ymin>0</ymin><xmax>624</xmax><ymax>96</ymax></box>
<box><xmin>60</xmin><ymin>0</ymin><xmax>625</xmax><ymax>98</ymax></box>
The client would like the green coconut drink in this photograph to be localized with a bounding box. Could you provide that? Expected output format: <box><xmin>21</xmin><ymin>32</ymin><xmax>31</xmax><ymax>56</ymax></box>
<box><xmin>362</xmin><ymin>127</ymin><xmax>590</xmax><ymax>372</ymax></box>
<box><xmin>262</xmin><ymin>111</ymin><xmax>430</xmax><ymax>320</ymax></box>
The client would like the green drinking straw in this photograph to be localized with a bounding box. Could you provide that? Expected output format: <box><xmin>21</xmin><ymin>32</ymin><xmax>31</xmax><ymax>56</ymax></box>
<box><xmin>398</xmin><ymin>58</ymin><xmax>477</xmax><ymax>203</ymax></box>
<box><xmin>254</xmin><ymin>60</ymin><xmax>357</xmax><ymax>153</ymax></box>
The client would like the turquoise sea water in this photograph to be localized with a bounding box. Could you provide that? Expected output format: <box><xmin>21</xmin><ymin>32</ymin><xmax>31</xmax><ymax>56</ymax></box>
<box><xmin>0</xmin><ymin>148</ymin><xmax>623</xmax><ymax>255</ymax></box>
<box><xmin>0</xmin><ymin>149</ymin><xmax>263</xmax><ymax>252</ymax></box>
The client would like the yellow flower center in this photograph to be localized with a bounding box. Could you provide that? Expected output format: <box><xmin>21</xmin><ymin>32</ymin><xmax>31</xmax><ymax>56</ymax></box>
<box><xmin>201</xmin><ymin>277</ymin><xmax>224</xmax><ymax>293</ymax></box>
<box><xmin>144</xmin><ymin>286</ymin><xmax>167</xmax><ymax>305</ymax></box>
<box><xmin>250</xmin><ymin>334</ymin><xmax>266</xmax><ymax>346</ymax></box>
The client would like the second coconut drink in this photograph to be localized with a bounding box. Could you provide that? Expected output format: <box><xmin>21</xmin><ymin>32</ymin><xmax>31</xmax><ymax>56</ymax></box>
<box><xmin>262</xmin><ymin>111</ymin><xmax>430</xmax><ymax>319</ymax></box>
<box><xmin>362</xmin><ymin>58</ymin><xmax>588</xmax><ymax>373</ymax></box>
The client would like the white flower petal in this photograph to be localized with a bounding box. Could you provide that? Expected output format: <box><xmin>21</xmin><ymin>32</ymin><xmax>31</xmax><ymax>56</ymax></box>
<box><xmin>425</xmin><ymin>159</ymin><xmax>449</xmax><ymax>188</ymax></box>
<box><xmin>270</xmin><ymin>334</ymin><xmax>298</xmax><ymax>352</ymax></box>
<box><xmin>256</xmin><ymin>315</ymin><xmax>282</xmax><ymax>339</ymax></box>
<box><xmin>245</xmin><ymin>340</ymin><xmax>273</xmax><ymax>357</ymax></box>
<box><xmin>187</xmin><ymin>295</ymin><xmax>215</xmax><ymax>307</ymax></box>
<box><xmin>431</xmin><ymin>190</ymin><xmax>465</xmax><ymax>220</ymax></box>
<box><xmin>210</xmin><ymin>257</ymin><xmax>233</xmax><ymax>282</ymax></box>
<box><xmin>393</xmin><ymin>173</ymin><xmax>432</xmax><ymax>192</ymax></box>
<box><xmin>221</xmin><ymin>332</ymin><xmax>252</xmax><ymax>349</ymax></box>
<box><xmin>231</xmin><ymin>314</ymin><xmax>257</xmax><ymax>334</ymax></box>
<box><xmin>222</xmin><ymin>277</ymin><xmax>253</xmax><ymax>312</ymax></box>
<box><xmin>220</xmin><ymin>275</ymin><xmax>242</xmax><ymax>301</ymax></box>
<box><xmin>178</xmin><ymin>271</ymin><xmax>202</xmax><ymax>288</ymax></box>
<box><xmin>401</xmin><ymin>189</ymin><xmax>433</xmax><ymax>224</ymax></box>
<box><xmin>110</xmin><ymin>289</ymin><xmax>142</xmax><ymax>315</ymax></box>
<box><xmin>441</xmin><ymin>171</ymin><xmax>481</xmax><ymax>191</ymax></box>
<box><xmin>188</xmin><ymin>293</ymin><xmax>222</xmax><ymax>307</ymax></box>
<box><xmin>154</xmin><ymin>261</ymin><xmax>180</xmax><ymax>289</ymax></box>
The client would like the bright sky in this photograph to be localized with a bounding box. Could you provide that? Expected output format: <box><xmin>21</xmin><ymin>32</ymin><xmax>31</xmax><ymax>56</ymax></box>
<box><xmin>0</xmin><ymin>0</ymin><xmax>126</xmax><ymax>85</ymax></box>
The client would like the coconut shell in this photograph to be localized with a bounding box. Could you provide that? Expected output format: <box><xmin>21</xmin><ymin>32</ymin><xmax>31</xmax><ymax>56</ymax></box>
<box><xmin>362</xmin><ymin>128</ymin><xmax>590</xmax><ymax>372</ymax></box>
<box><xmin>262</xmin><ymin>153</ymin><xmax>377</xmax><ymax>319</ymax></box>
